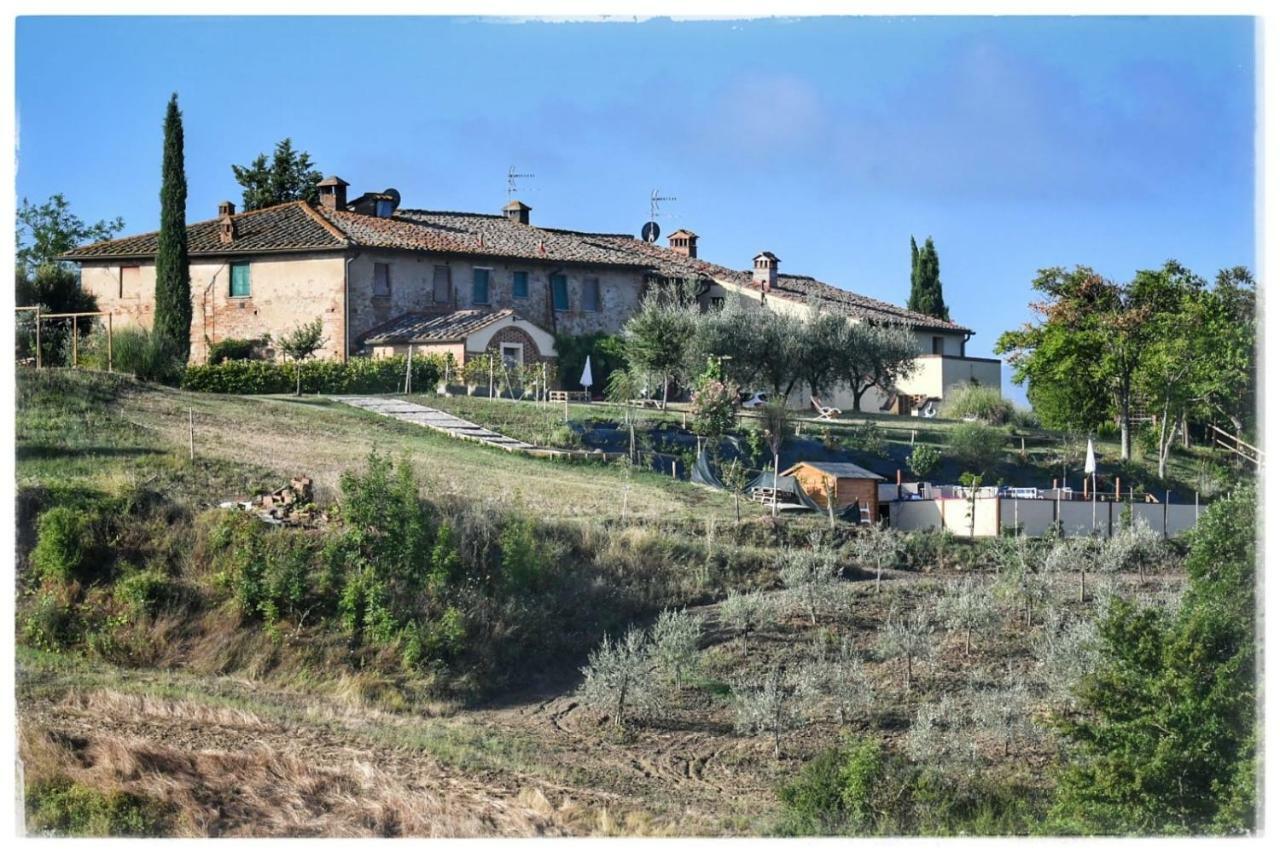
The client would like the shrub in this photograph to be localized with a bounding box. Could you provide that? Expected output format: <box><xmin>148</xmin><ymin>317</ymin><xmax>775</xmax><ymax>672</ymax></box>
<box><xmin>780</xmin><ymin>537</ymin><xmax>841</xmax><ymax>624</ymax></box>
<box><xmin>21</xmin><ymin>592</ymin><xmax>75</xmax><ymax>651</ymax></box>
<box><xmin>941</xmin><ymin>383</ymin><xmax>1014</xmax><ymax>425</ymax></box>
<box><xmin>207</xmin><ymin>337</ymin><xmax>265</xmax><ymax>364</ymax></box>
<box><xmin>102</xmin><ymin>327</ymin><xmax>183</xmax><ymax>384</ymax></box>
<box><xmin>946</xmin><ymin>421</ymin><xmax>1006</xmax><ymax>474</ymax></box>
<box><xmin>876</xmin><ymin>607</ymin><xmax>934</xmax><ymax>690</ymax></box>
<box><xmin>778</xmin><ymin>737</ymin><xmax>900</xmax><ymax>835</ymax></box>
<box><xmin>181</xmin><ymin>355</ymin><xmax>443</xmax><ymax>395</ymax></box>
<box><xmin>499</xmin><ymin>517</ymin><xmax>545</xmax><ymax>593</ymax></box>
<box><xmin>24</xmin><ymin>778</ymin><xmax>175</xmax><ymax>837</ymax></box>
<box><xmin>31</xmin><ymin>506</ymin><xmax>93</xmax><ymax>584</ymax></box>
<box><xmin>114</xmin><ymin>568</ymin><xmax>171</xmax><ymax>618</ymax></box>
<box><xmin>720</xmin><ymin>589</ymin><xmax>771</xmax><ymax>638</ymax></box>
<box><xmin>733</xmin><ymin>666</ymin><xmax>805</xmax><ymax>758</ymax></box>
<box><xmin>843</xmin><ymin>421</ymin><xmax>886</xmax><ymax>458</ymax></box>
<box><xmin>907</xmin><ymin>444</ymin><xmax>941</xmax><ymax>479</ymax></box>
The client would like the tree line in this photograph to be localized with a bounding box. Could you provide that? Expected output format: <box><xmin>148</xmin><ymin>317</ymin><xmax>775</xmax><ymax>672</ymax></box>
<box><xmin>618</xmin><ymin>285</ymin><xmax>922</xmax><ymax>411</ymax></box>
<box><xmin>996</xmin><ymin>262</ymin><xmax>1255</xmax><ymax>475</ymax></box>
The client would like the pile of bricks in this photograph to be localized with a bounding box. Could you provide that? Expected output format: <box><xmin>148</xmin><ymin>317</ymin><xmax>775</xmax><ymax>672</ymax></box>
<box><xmin>221</xmin><ymin>476</ymin><xmax>325</xmax><ymax>527</ymax></box>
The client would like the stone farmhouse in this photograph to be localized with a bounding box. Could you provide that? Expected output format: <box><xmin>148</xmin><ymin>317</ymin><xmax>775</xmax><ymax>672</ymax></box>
<box><xmin>63</xmin><ymin>176</ymin><xmax>1000</xmax><ymax>411</ymax></box>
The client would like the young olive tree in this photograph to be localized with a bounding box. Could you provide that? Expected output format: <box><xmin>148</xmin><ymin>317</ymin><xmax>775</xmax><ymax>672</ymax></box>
<box><xmin>733</xmin><ymin>666</ymin><xmax>805</xmax><ymax>759</ymax></box>
<box><xmin>780</xmin><ymin>534</ymin><xmax>841</xmax><ymax>625</ymax></box>
<box><xmin>621</xmin><ymin>290</ymin><xmax>696</xmax><ymax>410</ymax></box>
<box><xmin>936</xmin><ymin>576</ymin><xmax>999</xmax><ymax>656</ymax></box>
<box><xmin>877</xmin><ymin>606</ymin><xmax>935</xmax><ymax>691</ymax></box>
<box><xmin>720</xmin><ymin>588</ymin><xmax>775</xmax><ymax>641</ymax></box>
<box><xmin>904</xmin><ymin>694</ymin><xmax>964</xmax><ymax>766</ymax></box>
<box><xmin>1044</xmin><ymin>536</ymin><xmax>1099</xmax><ymax>604</ymax></box>
<box><xmin>578</xmin><ymin>626</ymin><xmax>657</xmax><ymax>730</ymax></box>
<box><xmin>760</xmin><ymin>400</ymin><xmax>792</xmax><ymax>518</ymax></box>
<box><xmin>996</xmin><ymin>535</ymin><xmax>1050</xmax><ymax>627</ymax></box>
<box><xmin>798</xmin><ymin>634</ymin><xmax>875</xmax><ymax>726</ymax></box>
<box><xmin>847</xmin><ymin>522</ymin><xmax>903</xmax><ymax>593</ymax></box>
<box><xmin>277</xmin><ymin>316</ymin><xmax>327</xmax><ymax>396</ymax></box>
<box><xmin>1036</xmin><ymin>611</ymin><xmax>1102</xmax><ymax>708</ymax></box>
<box><xmin>1098</xmin><ymin>516</ymin><xmax>1167</xmax><ymax>581</ymax></box>
<box><xmin>649</xmin><ymin>608</ymin><xmax>702</xmax><ymax>688</ymax></box>
<box><xmin>972</xmin><ymin>681</ymin><xmax>1040</xmax><ymax>758</ymax></box>
<box><xmin>722</xmin><ymin>457</ymin><xmax>750</xmax><ymax>524</ymax></box>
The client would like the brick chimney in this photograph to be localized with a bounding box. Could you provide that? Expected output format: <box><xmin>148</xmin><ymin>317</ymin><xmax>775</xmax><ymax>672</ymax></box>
<box><xmin>503</xmin><ymin>199</ymin><xmax>531</xmax><ymax>225</ymax></box>
<box><xmin>316</xmin><ymin>175</ymin><xmax>349</xmax><ymax>211</ymax></box>
<box><xmin>668</xmin><ymin>229</ymin><xmax>698</xmax><ymax>258</ymax></box>
<box><xmin>753</xmin><ymin>251</ymin><xmax>779</xmax><ymax>292</ymax></box>
<box><xmin>218</xmin><ymin>201</ymin><xmax>236</xmax><ymax>244</ymax></box>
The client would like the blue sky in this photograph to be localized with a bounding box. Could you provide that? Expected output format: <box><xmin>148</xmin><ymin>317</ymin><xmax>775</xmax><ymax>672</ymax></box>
<box><xmin>15</xmin><ymin>16</ymin><xmax>1256</xmax><ymax>402</ymax></box>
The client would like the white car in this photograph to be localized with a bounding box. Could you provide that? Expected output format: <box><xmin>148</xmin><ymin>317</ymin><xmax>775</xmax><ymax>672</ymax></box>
<box><xmin>741</xmin><ymin>391</ymin><xmax>770</xmax><ymax>409</ymax></box>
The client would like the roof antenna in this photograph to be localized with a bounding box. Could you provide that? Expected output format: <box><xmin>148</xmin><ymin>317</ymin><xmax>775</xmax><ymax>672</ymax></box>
<box><xmin>650</xmin><ymin>188</ymin><xmax>676</xmax><ymax>222</ymax></box>
<box><xmin>642</xmin><ymin>189</ymin><xmax>677</xmax><ymax>243</ymax></box>
<box><xmin>507</xmin><ymin>165</ymin><xmax>535</xmax><ymax>199</ymax></box>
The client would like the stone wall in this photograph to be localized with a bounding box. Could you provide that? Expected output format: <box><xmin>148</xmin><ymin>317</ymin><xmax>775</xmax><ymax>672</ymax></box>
<box><xmin>79</xmin><ymin>254</ymin><xmax>348</xmax><ymax>363</ymax></box>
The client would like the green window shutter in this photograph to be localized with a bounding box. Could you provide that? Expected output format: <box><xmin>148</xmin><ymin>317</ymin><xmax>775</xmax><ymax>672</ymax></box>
<box><xmin>472</xmin><ymin>268</ymin><xmax>490</xmax><ymax>304</ymax></box>
<box><xmin>230</xmin><ymin>262</ymin><xmax>251</xmax><ymax>297</ymax></box>
<box><xmin>551</xmin><ymin>274</ymin><xmax>568</xmax><ymax>311</ymax></box>
<box><xmin>512</xmin><ymin>271</ymin><xmax>529</xmax><ymax>299</ymax></box>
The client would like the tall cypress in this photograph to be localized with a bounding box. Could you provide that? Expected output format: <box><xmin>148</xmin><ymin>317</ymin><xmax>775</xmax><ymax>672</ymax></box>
<box><xmin>907</xmin><ymin>236</ymin><xmax>924</xmax><ymax>313</ymax></box>
<box><xmin>153</xmin><ymin>93</ymin><xmax>191</xmax><ymax>362</ymax></box>
<box><xmin>913</xmin><ymin>237</ymin><xmax>950</xmax><ymax>322</ymax></box>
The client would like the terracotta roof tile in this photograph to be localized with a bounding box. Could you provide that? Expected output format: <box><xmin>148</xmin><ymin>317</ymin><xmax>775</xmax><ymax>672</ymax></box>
<box><xmin>361</xmin><ymin>308</ymin><xmax>519</xmax><ymax>345</ymax></box>
<box><xmin>60</xmin><ymin>201</ymin><xmax>348</xmax><ymax>259</ymax></box>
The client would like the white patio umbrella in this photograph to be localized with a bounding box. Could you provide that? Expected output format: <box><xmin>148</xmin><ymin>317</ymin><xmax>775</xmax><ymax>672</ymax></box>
<box><xmin>1085</xmin><ymin>437</ymin><xmax>1097</xmax><ymax>529</ymax></box>
<box><xmin>580</xmin><ymin>355</ymin><xmax>593</xmax><ymax>395</ymax></box>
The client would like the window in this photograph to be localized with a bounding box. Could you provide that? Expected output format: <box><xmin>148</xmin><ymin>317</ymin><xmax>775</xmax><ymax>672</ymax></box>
<box><xmin>120</xmin><ymin>265</ymin><xmax>140</xmax><ymax>298</ymax></box>
<box><xmin>551</xmin><ymin>274</ymin><xmax>569</xmax><ymax>311</ymax></box>
<box><xmin>375</xmin><ymin>199</ymin><xmax>393</xmax><ymax>218</ymax></box>
<box><xmin>472</xmin><ymin>268</ymin><xmax>491</xmax><ymax>305</ymax></box>
<box><xmin>931</xmin><ymin>336</ymin><xmax>943</xmax><ymax>355</ymax></box>
<box><xmin>512</xmin><ymin>271</ymin><xmax>529</xmax><ymax>299</ymax></box>
<box><xmin>230</xmin><ymin>262</ymin><xmax>251</xmax><ymax>298</ymax></box>
<box><xmin>432</xmin><ymin>265</ymin><xmax>452</xmax><ymax>303</ymax></box>
<box><xmin>582</xmin><ymin>277</ymin><xmax>601</xmax><ymax>312</ymax></box>
<box><xmin>500</xmin><ymin>343</ymin><xmax>523</xmax><ymax>369</ymax></box>
<box><xmin>372</xmin><ymin>263</ymin><xmax>391</xmax><ymax>298</ymax></box>
<box><xmin>709</xmin><ymin>296</ymin><xmax>724</xmax><ymax>310</ymax></box>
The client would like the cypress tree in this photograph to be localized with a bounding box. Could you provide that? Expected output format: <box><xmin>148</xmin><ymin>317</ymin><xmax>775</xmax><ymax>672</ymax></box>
<box><xmin>908</xmin><ymin>236</ymin><xmax>923</xmax><ymax>313</ymax></box>
<box><xmin>154</xmin><ymin>93</ymin><xmax>191</xmax><ymax>363</ymax></box>
<box><xmin>914</xmin><ymin>237</ymin><xmax>950</xmax><ymax>322</ymax></box>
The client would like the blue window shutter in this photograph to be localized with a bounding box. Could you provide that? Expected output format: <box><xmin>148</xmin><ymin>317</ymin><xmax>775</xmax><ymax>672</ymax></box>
<box><xmin>551</xmin><ymin>274</ymin><xmax>568</xmax><ymax>311</ymax></box>
<box><xmin>473</xmin><ymin>268</ymin><xmax>490</xmax><ymax>304</ymax></box>
<box><xmin>512</xmin><ymin>271</ymin><xmax>529</xmax><ymax>299</ymax></box>
<box><xmin>230</xmin><ymin>263</ymin><xmax>251</xmax><ymax>297</ymax></box>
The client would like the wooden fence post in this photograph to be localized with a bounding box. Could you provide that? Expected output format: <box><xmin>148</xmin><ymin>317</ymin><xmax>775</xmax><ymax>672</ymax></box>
<box><xmin>71</xmin><ymin>318</ymin><xmax>78</xmax><ymax>368</ymax></box>
<box><xmin>188</xmin><ymin>409</ymin><xmax>195</xmax><ymax>462</ymax></box>
<box><xmin>35</xmin><ymin>307</ymin><xmax>42</xmax><ymax>369</ymax></box>
<box><xmin>107</xmin><ymin>313</ymin><xmax>114</xmax><ymax>373</ymax></box>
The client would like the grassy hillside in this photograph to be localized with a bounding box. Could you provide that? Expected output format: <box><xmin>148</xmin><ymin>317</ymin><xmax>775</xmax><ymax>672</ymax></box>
<box><xmin>14</xmin><ymin>368</ymin><xmax>1230</xmax><ymax>837</ymax></box>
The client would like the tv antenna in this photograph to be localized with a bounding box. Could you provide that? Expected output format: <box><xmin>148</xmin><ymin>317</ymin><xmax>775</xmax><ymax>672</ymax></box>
<box><xmin>507</xmin><ymin>165</ymin><xmax>535</xmax><ymax>198</ymax></box>
<box><xmin>650</xmin><ymin>189</ymin><xmax>677</xmax><ymax>221</ymax></box>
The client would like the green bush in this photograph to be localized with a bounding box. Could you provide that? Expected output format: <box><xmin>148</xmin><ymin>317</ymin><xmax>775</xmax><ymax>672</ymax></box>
<box><xmin>24</xmin><ymin>778</ymin><xmax>174</xmax><ymax>837</ymax></box>
<box><xmin>779</xmin><ymin>737</ymin><xmax>894</xmax><ymax>835</ymax></box>
<box><xmin>907</xmin><ymin>445</ymin><xmax>942</xmax><ymax>479</ymax></box>
<box><xmin>114</xmin><ymin>568</ymin><xmax>172</xmax><ymax>618</ymax></box>
<box><xmin>31</xmin><ymin>506</ymin><xmax>94</xmax><ymax>583</ymax></box>
<box><xmin>21</xmin><ymin>592</ymin><xmax>75</xmax><ymax>651</ymax></box>
<box><xmin>947</xmin><ymin>422</ymin><xmax>1006</xmax><ymax>474</ymax></box>
<box><xmin>844</xmin><ymin>421</ymin><xmax>887</xmax><ymax>458</ymax></box>
<box><xmin>181</xmin><ymin>355</ymin><xmax>444</xmax><ymax>395</ymax></box>
<box><xmin>942</xmin><ymin>383</ymin><xmax>1014</xmax><ymax>426</ymax></box>
<box><xmin>104</xmin><ymin>327</ymin><xmax>183</xmax><ymax>384</ymax></box>
<box><xmin>207</xmin><ymin>337</ymin><xmax>265</xmax><ymax>364</ymax></box>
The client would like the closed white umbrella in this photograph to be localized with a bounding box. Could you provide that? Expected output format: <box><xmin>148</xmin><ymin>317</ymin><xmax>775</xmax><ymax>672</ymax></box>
<box><xmin>1085</xmin><ymin>437</ymin><xmax>1098</xmax><ymax>530</ymax></box>
<box><xmin>1084</xmin><ymin>438</ymin><xmax>1097</xmax><ymax>475</ymax></box>
<box><xmin>580</xmin><ymin>355</ymin><xmax>593</xmax><ymax>394</ymax></box>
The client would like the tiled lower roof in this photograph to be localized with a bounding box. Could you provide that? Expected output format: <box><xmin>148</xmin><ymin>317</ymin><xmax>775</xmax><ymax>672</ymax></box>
<box><xmin>361</xmin><ymin>309</ymin><xmax>521</xmax><ymax>345</ymax></box>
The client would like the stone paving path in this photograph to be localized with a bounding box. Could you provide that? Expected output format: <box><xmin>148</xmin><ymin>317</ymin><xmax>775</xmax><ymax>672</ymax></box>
<box><xmin>334</xmin><ymin>396</ymin><xmax>537</xmax><ymax>453</ymax></box>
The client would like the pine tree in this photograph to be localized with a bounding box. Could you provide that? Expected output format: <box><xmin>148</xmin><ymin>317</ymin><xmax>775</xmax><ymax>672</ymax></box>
<box><xmin>232</xmin><ymin>138</ymin><xmax>324</xmax><ymax>211</ymax></box>
<box><xmin>153</xmin><ymin>93</ymin><xmax>191</xmax><ymax>363</ymax></box>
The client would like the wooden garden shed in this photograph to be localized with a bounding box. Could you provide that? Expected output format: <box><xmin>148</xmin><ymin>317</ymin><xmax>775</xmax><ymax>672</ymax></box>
<box><xmin>781</xmin><ymin>461</ymin><xmax>885</xmax><ymax>520</ymax></box>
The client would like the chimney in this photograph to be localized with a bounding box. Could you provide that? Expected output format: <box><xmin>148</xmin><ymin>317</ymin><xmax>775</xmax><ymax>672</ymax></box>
<box><xmin>316</xmin><ymin>175</ymin><xmax>349</xmax><ymax>211</ymax></box>
<box><xmin>668</xmin><ymin>229</ymin><xmax>698</xmax><ymax>258</ymax></box>
<box><xmin>503</xmin><ymin>199</ymin><xmax>531</xmax><ymax>225</ymax></box>
<box><xmin>218</xmin><ymin>201</ymin><xmax>236</xmax><ymax>244</ymax></box>
<box><xmin>753</xmin><ymin>251</ymin><xmax>779</xmax><ymax>293</ymax></box>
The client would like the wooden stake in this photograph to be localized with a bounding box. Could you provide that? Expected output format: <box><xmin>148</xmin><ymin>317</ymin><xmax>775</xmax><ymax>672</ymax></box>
<box><xmin>71</xmin><ymin>318</ymin><xmax>78</xmax><ymax>367</ymax></box>
<box><xmin>35</xmin><ymin>307</ymin><xmax>42</xmax><ymax>368</ymax></box>
<box><xmin>188</xmin><ymin>409</ymin><xmax>195</xmax><ymax>462</ymax></box>
<box><xmin>106</xmin><ymin>313</ymin><xmax>114</xmax><ymax>373</ymax></box>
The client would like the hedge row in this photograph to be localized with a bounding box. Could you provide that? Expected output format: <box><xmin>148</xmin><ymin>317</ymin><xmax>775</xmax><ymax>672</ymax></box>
<box><xmin>181</xmin><ymin>356</ymin><xmax>445</xmax><ymax>395</ymax></box>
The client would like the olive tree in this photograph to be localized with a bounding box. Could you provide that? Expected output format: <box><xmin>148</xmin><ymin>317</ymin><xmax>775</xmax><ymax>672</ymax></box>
<box><xmin>733</xmin><ymin>666</ymin><xmax>805</xmax><ymax>759</ymax></box>
<box><xmin>277</xmin><ymin>316</ymin><xmax>327</xmax><ymax>396</ymax></box>
<box><xmin>779</xmin><ymin>534</ymin><xmax>841</xmax><ymax>625</ymax></box>
<box><xmin>846</xmin><ymin>522</ymin><xmax>903</xmax><ymax>593</ymax></box>
<box><xmin>720</xmin><ymin>589</ymin><xmax>773</xmax><ymax>640</ymax></box>
<box><xmin>877</xmin><ymin>606</ymin><xmax>934</xmax><ymax>691</ymax></box>
<box><xmin>798</xmin><ymin>634</ymin><xmax>875</xmax><ymax>726</ymax></box>
<box><xmin>936</xmin><ymin>576</ymin><xmax>999</xmax><ymax>656</ymax></box>
<box><xmin>650</xmin><ymin>608</ymin><xmax>702</xmax><ymax>688</ymax></box>
<box><xmin>578</xmin><ymin>626</ymin><xmax>657</xmax><ymax>729</ymax></box>
<box><xmin>972</xmin><ymin>682</ymin><xmax>1040</xmax><ymax>758</ymax></box>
